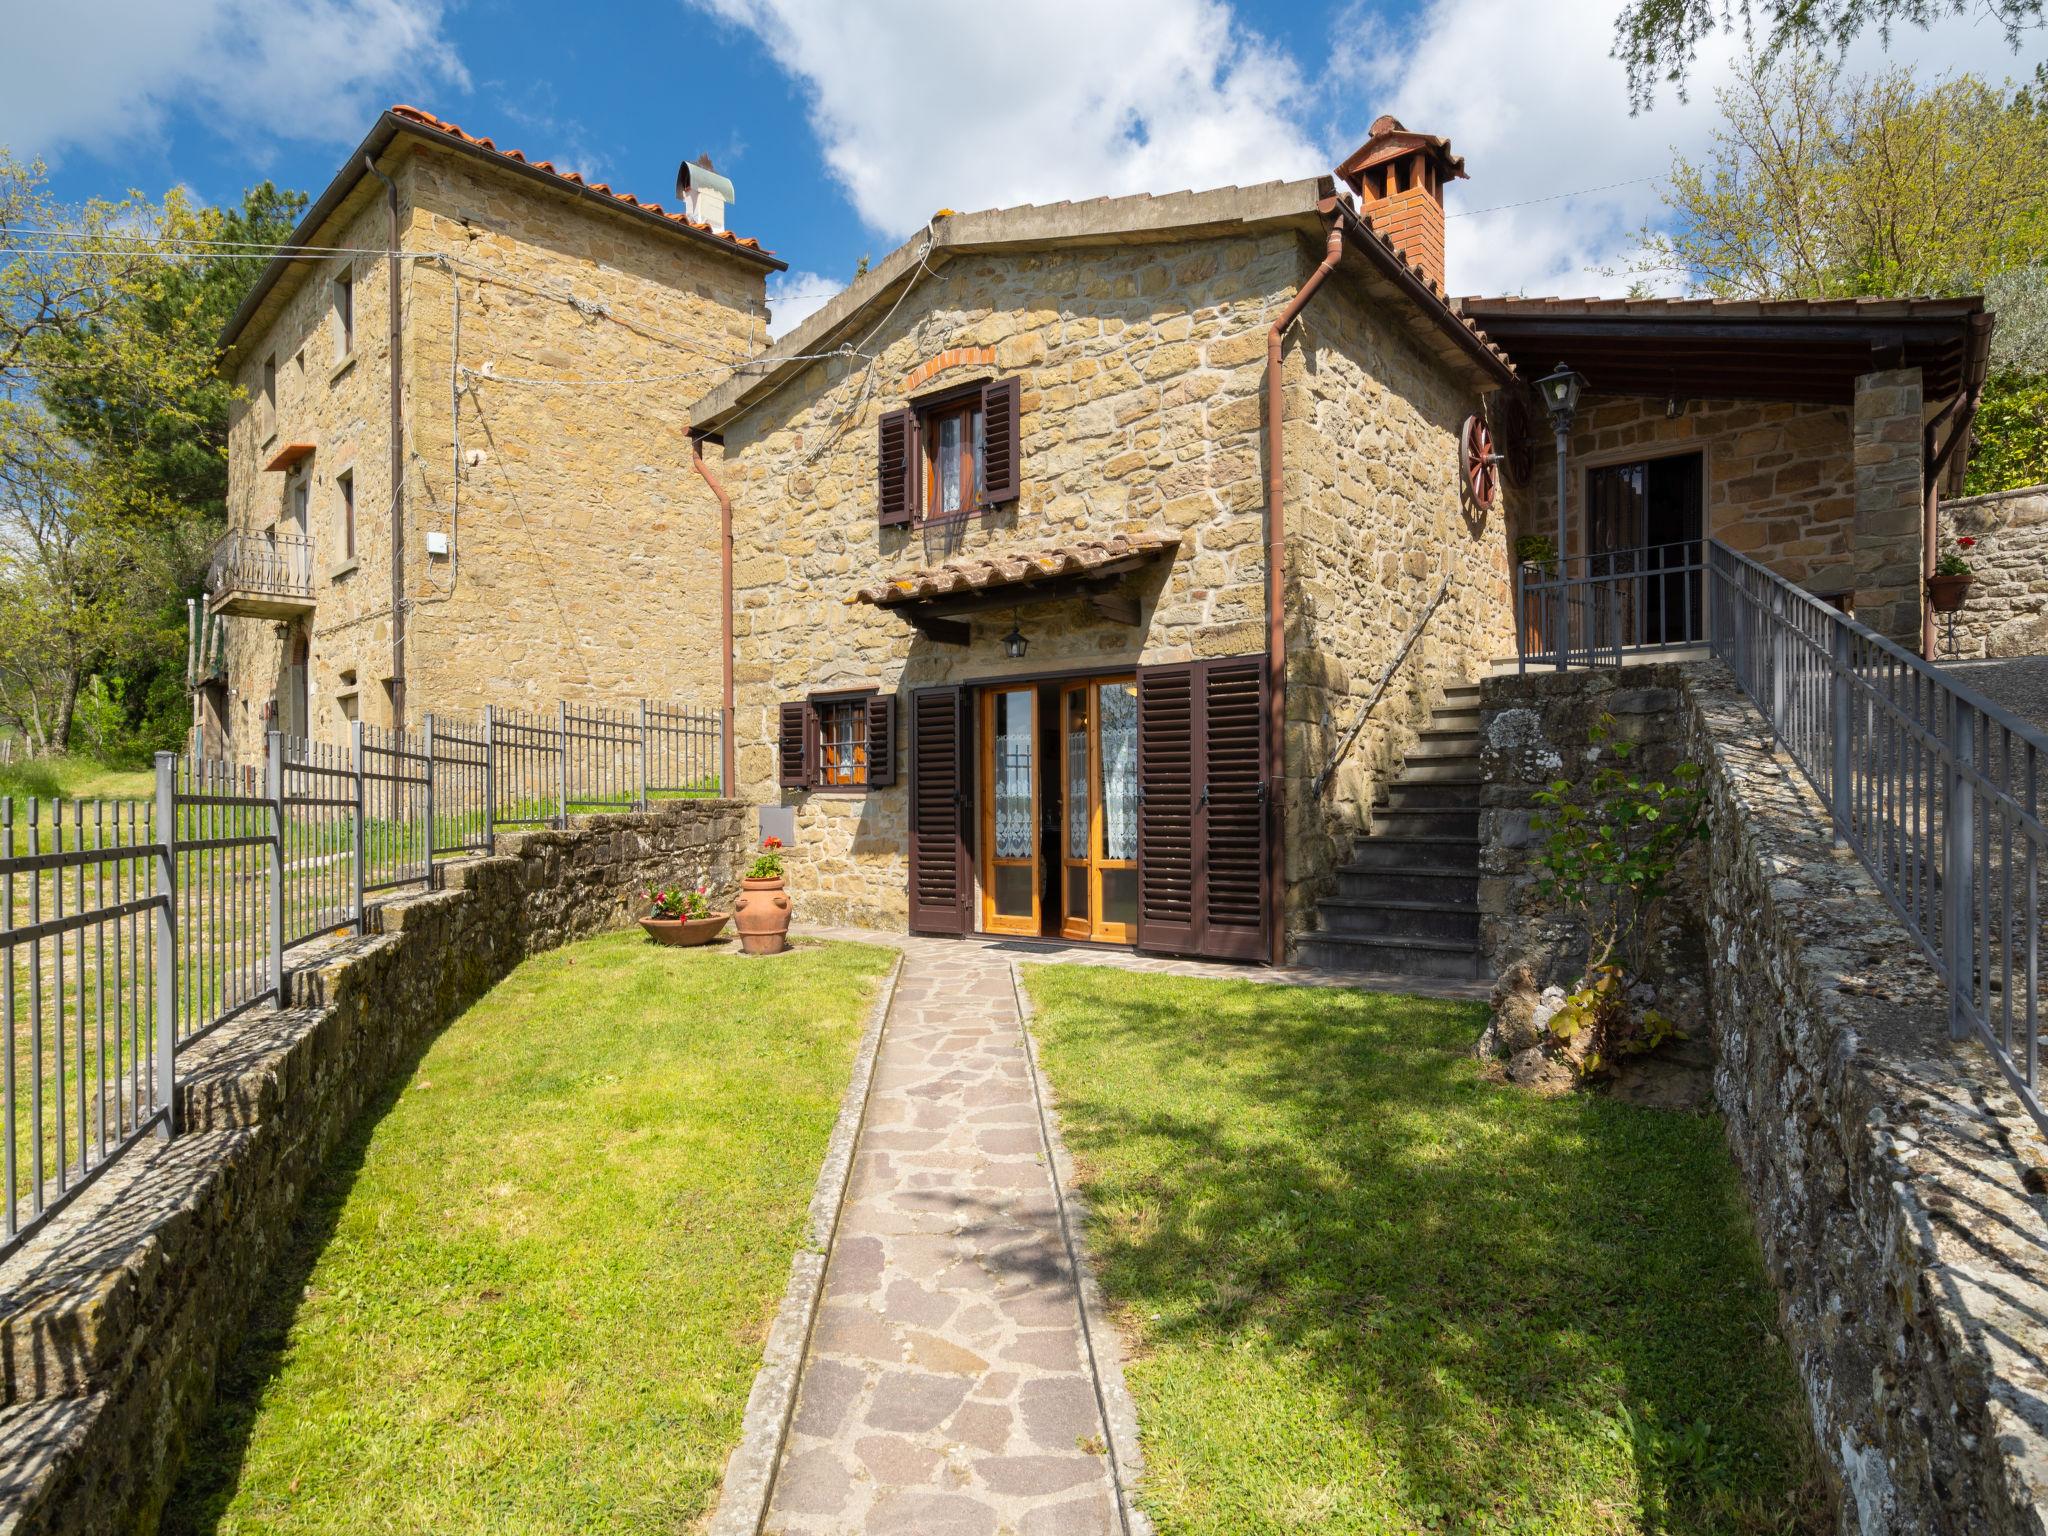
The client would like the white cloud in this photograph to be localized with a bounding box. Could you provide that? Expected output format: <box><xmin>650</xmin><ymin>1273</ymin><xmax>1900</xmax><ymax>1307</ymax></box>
<box><xmin>1</xmin><ymin>0</ymin><xmax>468</xmax><ymax>163</ymax></box>
<box><xmin>685</xmin><ymin>0</ymin><xmax>1324</xmax><ymax>241</ymax></box>
<box><xmin>1329</xmin><ymin>0</ymin><xmax>2041</xmax><ymax>298</ymax></box>
<box><xmin>766</xmin><ymin>269</ymin><xmax>845</xmax><ymax>338</ymax></box>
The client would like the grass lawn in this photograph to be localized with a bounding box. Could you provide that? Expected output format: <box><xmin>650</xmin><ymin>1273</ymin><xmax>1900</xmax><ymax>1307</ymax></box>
<box><xmin>1023</xmin><ymin>966</ymin><xmax>1824</xmax><ymax>1536</ymax></box>
<box><xmin>0</xmin><ymin>754</ymin><xmax>154</xmax><ymax>805</ymax></box>
<box><xmin>163</xmin><ymin>932</ymin><xmax>896</xmax><ymax>1536</ymax></box>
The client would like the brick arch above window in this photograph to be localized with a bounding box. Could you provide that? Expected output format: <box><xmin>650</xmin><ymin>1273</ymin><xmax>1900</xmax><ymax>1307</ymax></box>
<box><xmin>903</xmin><ymin>346</ymin><xmax>997</xmax><ymax>395</ymax></box>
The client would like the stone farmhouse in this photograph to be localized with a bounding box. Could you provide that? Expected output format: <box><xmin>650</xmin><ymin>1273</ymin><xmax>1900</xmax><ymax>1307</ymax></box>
<box><xmin>207</xmin><ymin>106</ymin><xmax>784</xmax><ymax>759</ymax></box>
<box><xmin>207</xmin><ymin>108</ymin><xmax>1994</xmax><ymax>973</ymax></box>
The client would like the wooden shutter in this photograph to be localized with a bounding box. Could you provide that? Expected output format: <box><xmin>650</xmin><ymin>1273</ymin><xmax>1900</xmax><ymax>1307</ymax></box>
<box><xmin>1135</xmin><ymin>656</ymin><xmax>1269</xmax><ymax>960</ymax></box>
<box><xmin>778</xmin><ymin>701</ymin><xmax>812</xmax><ymax>789</ymax></box>
<box><xmin>878</xmin><ymin>408</ymin><xmax>916</xmax><ymax>527</ymax></box>
<box><xmin>1196</xmin><ymin>656</ymin><xmax>1269</xmax><ymax>961</ymax></box>
<box><xmin>908</xmin><ymin>686</ymin><xmax>970</xmax><ymax>934</ymax></box>
<box><xmin>980</xmin><ymin>377</ymin><xmax>1021</xmax><ymax>504</ymax></box>
<box><xmin>1135</xmin><ymin>663</ymin><xmax>1198</xmax><ymax>954</ymax></box>
<box><xmin>865</xmin><ymin>693</ymin><xmax>897</xmax><ymax>787</ymax></box>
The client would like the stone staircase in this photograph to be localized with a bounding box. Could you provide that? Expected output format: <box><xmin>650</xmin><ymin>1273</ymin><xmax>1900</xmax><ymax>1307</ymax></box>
<box><xmin>1298</xmin><ymin>681</ymin><xmax>1484</xmax><ymax>980</ymax></box>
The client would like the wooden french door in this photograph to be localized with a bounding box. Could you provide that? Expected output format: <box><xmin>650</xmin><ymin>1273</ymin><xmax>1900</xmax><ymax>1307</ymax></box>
<box><xmin>1059</xmin><ymin>678</ymin><xmax>1139</xmax><ymax>943</ymax></box>
<box><xmin>978</xmin><ymin>685</ymin><xmax>1040</xmax><ymax>936</ymax></box>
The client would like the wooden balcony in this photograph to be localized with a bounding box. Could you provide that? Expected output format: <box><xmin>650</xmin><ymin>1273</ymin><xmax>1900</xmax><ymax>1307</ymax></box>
<box><xmin>207</xmin><ymin>529</ymin><xmax>316</xmax><ymax>619</ymax></box>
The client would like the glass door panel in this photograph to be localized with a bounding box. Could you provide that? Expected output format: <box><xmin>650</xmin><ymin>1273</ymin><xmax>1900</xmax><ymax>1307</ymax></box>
<box><xmin>1094</xmin><ymin>680</ymin><xmax>1138</xmax><ymax>942</ymax></box>
<box><xmin>979</xmin><ymin>687</ymin><xmax>1039</xmax><ymax>936</ymax></box>
<box><xmin>1062</xmin><ymin>685</ymin><xmax>1092</xmax><ymax>940</ymax></box>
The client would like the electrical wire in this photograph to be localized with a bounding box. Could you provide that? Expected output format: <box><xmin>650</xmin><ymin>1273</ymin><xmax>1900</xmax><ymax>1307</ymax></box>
<box><xmin>1445</xmin><ymin>175</ymin><xmax>1661</xmax><ymax>219</ymax></box>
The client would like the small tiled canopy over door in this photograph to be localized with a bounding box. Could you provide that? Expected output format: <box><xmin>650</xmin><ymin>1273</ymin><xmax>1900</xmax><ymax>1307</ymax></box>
<box><xmin>1136</xmin><ymin>656</ymin><xmax>1269</xmax><ymax>960</ymax></box>
<box><xmin>908</xmin><ymin>685</ymin><xmax>972</xmax><ymax>934</ymax></box>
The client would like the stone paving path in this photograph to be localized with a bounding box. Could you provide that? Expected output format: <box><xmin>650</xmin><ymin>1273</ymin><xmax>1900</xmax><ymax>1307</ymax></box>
<box><xmin>763</xmin><ymin>937</ymin><xmax>1128</xmax><ymax>1536</ymax></box>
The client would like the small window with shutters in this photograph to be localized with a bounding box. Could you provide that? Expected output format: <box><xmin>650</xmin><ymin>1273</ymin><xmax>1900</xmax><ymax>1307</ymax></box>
<box><xmin>778</xmin><ymin>691</ymin><xmax>896</xmax><ymax>791</ymax></box>
<box><xmin>877</xmin><ymin>376</ymin><xmax>1021</xmax><ymax>529</ymax></box>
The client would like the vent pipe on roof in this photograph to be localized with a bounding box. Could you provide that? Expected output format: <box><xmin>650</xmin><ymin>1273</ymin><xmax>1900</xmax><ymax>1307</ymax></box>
<box><xmin>676</xmin><ymin>154</ymin><xmax>735</xmax><ymax>232</ymax></box>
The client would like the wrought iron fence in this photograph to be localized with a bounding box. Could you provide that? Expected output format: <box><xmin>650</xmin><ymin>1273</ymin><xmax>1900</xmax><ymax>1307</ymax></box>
<box><xmin>1515</xmin><ymin>540</ymin><xmax>1708</xmax><ymax>670</ymax></box>
<box><xmin>206</xmin><ymin>529</ymin><xmax>315</xmax><ymax>601</ymax></box>
<box><xmin>0</xmin><ymin>696</ymin><xmax>722</xmax><ymax>1258</ymax></box>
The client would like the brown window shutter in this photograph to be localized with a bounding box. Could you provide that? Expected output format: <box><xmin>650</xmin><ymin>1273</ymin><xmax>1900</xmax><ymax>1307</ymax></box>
<box><xmin>865</xmin><ymin>693</ymin><xmax>896</xmax><ymax>787</ymax></box>
<box><xmin>1134</xmin><ymin>662</ymin><xmax>1198</xmax><ymax>955</ymax></box>
<box><xmin>908</xmin><ymin>686</ymin><xmax>970</xmax><ymax>934</ymax></box>
<box><xmin>1195</xmin><ymin>656</ymin><xmax>1268</xmax><ymax>961</ymax></box>
<box><xmin>980</xmin><ymin>376</ymin><xmax>1021</xmax><ymax>504</ymax></box>
<box><xmin>878</xmin><ymin>408</ymin><xmax>916</xmax><ymax>527</ymax></box>
<box><xmin>778</xmin><ymin>701</ymin><xmax>810</xmax><ymax>788</ymax></box>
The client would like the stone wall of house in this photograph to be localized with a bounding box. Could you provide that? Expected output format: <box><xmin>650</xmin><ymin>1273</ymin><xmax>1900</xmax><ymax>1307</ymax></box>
<box><xmin>1520</xmin><ymin>392</ymin><xmax>1857</xmax><ymax>595</ymax></box>
<box><xmin>1477</xmin><ymin>662</ymin><xmax>2048</xmax><ymax>1534</ymax></box>
<box><xmin>714</xmin><ymin>234</ymin><xmax>1302</xmax><ymax>931</ymax></box>
<box><xmin>0</xmin><ymin>799</ymin><xmax>751</xmax><ymax>1535</ymax></box>
<box><xmin>221</xmin><ymin>139</ymin><xmax>769</xmax><ymax>765</ymax></box>
<box><xmin>1938</xmin><ymin>484</ymin><xmax>2048</xmax><ymax>659</ymax></box>
<box><xmin>713</xmin><ymin>230</ymin><xmax>1511</xmax><ymax>944</ymax></box>
<box><xmin>1284</xmin><ymin>270</ymin><xmax>1517</xmax><ymax>937</ymax></box>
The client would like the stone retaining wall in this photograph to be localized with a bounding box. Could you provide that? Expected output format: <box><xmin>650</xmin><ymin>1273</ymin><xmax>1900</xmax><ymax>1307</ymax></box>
<box><xmin>1479</xmin><ymin>663</ymin><xmax>2048</xmax><ymax>1533</ymax></box>
<box><xmin>0</xmin><ymin>800</ymin><xmax>749</xmax><ymax>1535</ymax></box>
<box><xmin>1941</xmin><ymin>484</ymin><xmax>2048</xmax><ymax>659</ymax></box>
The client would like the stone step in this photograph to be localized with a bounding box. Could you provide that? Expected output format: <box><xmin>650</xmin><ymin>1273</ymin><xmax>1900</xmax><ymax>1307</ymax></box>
<box><xmin>1441</xmin><ymin>683</ymin><xmax>1482</xmax><ymax>703</ymax></box>
<box><xmin>1334</xmin><ymin>865</ymin><xmax>1479</xmax><ymax>903</ymax></box>
<box><xmin>1426</xmin><ymin>707</ymin><xmax>1482</xmax><ymax>731</ymax></box>
<box><xmin>1396</xmin><ymin>757</ymin><xmax>1484</xmax><ymax>785</ymax></box>
<box><xmin>1346</xmin><ymin>835</ymin><xmax>1480</xmax><ymax>872</ymax></box>
<box><xmin>1296</xmin><ymin>931</ymin><xmax>1483</xmax><ymax>980</ymax></box>
<box><xmin>1315</xmin><ymin>897</ymin><xmax>1480</xmax><ymax>942</ymax></box>
<box><xmin>1407</xmin><ymin>733</ymin><xmax>1481</xmax><ymax>761</ymax></box>
<box><xmin>1380</xmin><ymin>778</ymin><xmax>1481</xmax><ymax>811</ymax></box>
<box><xmin>1370</xmin><ymin>805</ymin><xmax>1480</xmax><ymax>840</ymax></box>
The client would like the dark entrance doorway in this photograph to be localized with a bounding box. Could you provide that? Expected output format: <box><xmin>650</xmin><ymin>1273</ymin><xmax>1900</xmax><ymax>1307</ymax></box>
<box><xmin>1587</xmin><ymin>451</ymin><xmax>1704</xmax><ymax>647</ymax></box>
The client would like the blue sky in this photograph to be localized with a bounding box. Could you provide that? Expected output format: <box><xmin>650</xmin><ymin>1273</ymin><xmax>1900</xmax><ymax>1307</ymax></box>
<box><xmin>7</xmin><ymin>0</ymin><xmax>2040</xmax><ymax>331</ymax></box>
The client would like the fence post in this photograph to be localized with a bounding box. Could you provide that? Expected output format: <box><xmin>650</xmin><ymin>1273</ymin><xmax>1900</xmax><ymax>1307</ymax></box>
<box><xmin>1769</xmin><ymin>584</ymin><xmax>1789</xmax><ymax>729</ymax></box>
<box><xmin>423</xmin><ymin>714</ymin><xmax>437</xmax><ymax>889</ymax></box>
<box><xmin>266</xmin><ymin>731</ymin><xmax>285</xmax><ymax>1005</ymax></box>
<box><xmin>1829</xmin><ymin>622</ymin><xmax>1853</xmax><ymax>845</ymax></box>
<box><xmin>1947</xmin><ymin>696</ymin><xmax>1978</xmax><ymax>1043</ymax></box>
<box><xmin>637</xmin><ymin>699</ymin><xmax>650</xmax><ymax>811</ymax></box>
<box><xmin>350</xmin><ymin>719</ymin><xmax>367</xmax><ymax>936</ymax></box>
<box><xmin>557</xmin><ymin>699</ymin><xmax>570</xmax><ymax>829</ymax></box>
<box><xmin>152</xmin><ymin>752</ymin><xmax>177</xmax><ymax>1139</ymax></box>
<box><xmin>482</xmin><ymin>704</ymin><xmax>496</xmax><ymax>849</ymax></box>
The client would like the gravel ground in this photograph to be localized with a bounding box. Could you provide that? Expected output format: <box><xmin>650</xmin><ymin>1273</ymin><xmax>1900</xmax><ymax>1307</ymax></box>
<box><xmin>1937</xmin><ymin>656</ymin><xmax>2048</xmax><ymax>736</ymax></box>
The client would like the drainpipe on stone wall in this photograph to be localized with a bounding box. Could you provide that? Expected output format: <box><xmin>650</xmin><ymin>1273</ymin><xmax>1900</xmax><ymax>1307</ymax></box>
<box><xmin>364</xmin><ymin>153</ymin><xmax>407</xmax><ymax>724</ymax></box>
<box><xmin>1264</xmin><ymin>207</ymin><xmax>1344</xmax><ymax>966</ymax></box>
<box><xmin>690</xmin><ymin>432</ymin><xmax>738</xmax><ymax>797</ymax></box>
<box><xmin>1924</xmin><ymin>385</ymin><xmax>1984</xmax><ymax>656</ymax></box>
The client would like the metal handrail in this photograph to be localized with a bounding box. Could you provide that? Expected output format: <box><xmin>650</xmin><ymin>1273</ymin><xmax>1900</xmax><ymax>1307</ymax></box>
<box><xmin>1710</xmin><ymin>538</ymin><xmax>2048</xmax><ymax>1134</ymax></box>
<box><xmin>1312</xmin><ymin>572</ymin><xmax>1451</xmax><ymax>796</ymax></box>
<box><xmin>1516</xmin><ymin>539</ymin><xmax>1708</xmax><ymax>671</ymax></box>
<box><xmin>207</xmin><ymin>528</ymin><xmax>315</xmax><ymax>598</ymax></box>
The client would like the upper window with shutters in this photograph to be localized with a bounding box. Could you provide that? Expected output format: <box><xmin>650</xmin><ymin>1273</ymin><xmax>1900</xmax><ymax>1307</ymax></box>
<box><xmin>877</xmin><ymin>377</ymin><xmax>1021</xmax><ymax>530</ymax></box>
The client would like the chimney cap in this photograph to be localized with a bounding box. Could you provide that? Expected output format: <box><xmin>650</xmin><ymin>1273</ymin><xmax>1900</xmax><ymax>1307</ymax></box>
<box><xmin>1336</xmin><ymin>116</ymin><xmax>1466</xmax><ymax>193</ymax></box>
<box><xmin>676</xmin><ymin>157</ymin><xmax>737</xmax><ymax>206</ymax></box>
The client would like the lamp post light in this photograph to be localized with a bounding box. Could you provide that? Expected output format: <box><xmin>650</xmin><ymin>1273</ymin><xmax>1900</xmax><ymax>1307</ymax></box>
<box><xmin>1534</xmin><ymin>362</ymin><xmax>1586</xmax><ymax>670</ymax></box>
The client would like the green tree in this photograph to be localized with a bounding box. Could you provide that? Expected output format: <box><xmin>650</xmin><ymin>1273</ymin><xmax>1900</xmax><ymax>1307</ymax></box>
<box><xmin>1612</xmin><ymin>0</ymin><xmax>2044</xmax><ymax>110</ymax></box>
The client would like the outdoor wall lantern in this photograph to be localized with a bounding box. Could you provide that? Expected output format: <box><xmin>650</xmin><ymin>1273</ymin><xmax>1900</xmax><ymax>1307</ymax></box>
<box><xmin>1002</xmin><ymin>614</ymin><xmax>1028</xmax><ymax>660</ymax></box>
<box><xmin>1534</xmin><ymin>362</ymin><xmax>1587</xmax><ymax>672</ymax></box>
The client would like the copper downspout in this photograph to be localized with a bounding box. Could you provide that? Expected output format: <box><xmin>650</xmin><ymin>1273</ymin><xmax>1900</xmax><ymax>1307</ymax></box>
<box><xmin>364</xmin><ymin>153</ymin><xmax>407</xmax><ymax>724</ymax></box>
<box><xmin>691</xmin><ymin>433</ymin><xmax>738</xmax><ymax>796</ymax></box>
<box><xmin>1264</xmin><ymin>209</ymin><xmax>1344</xmax><ymax>965</ymax></box>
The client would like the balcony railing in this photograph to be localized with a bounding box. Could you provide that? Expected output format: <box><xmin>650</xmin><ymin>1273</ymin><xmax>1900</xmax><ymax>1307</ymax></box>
<box><xmin>1515</xmin><ymin>540</ymin><xmax>1707</xmax><ymax>671</ymax></box>
<box><xmin>207</xmin><ymin>529</ymin><xmax>316</xmax><ymax>617</ymax></box>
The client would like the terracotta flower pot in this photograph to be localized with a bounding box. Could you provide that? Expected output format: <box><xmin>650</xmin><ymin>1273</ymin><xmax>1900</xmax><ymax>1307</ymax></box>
<box><xmin>733</xmin><ymin>875</ymin><xmax>793</xmax><ymax>956</ymax></box>
<box><xmin>1927</xmin><ymin>573</ymin><xmax>1974</xmax><ymax>613</ymax></box>
<box><xmin>638</xmin><ymin>912</ymin><xmax>730</xmax><ymax>946</ymax></box>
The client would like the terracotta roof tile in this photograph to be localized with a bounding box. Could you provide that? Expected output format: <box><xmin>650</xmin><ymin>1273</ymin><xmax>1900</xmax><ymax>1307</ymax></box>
<box><xmin>387</xmin><ymin>105</ymin><xmax>771</xmax><ymax>254</ymax></box>
<box><xmin>851</xmin><ymin>531</ymin><xmax>1181</xmax><ymax>607</ymax></box>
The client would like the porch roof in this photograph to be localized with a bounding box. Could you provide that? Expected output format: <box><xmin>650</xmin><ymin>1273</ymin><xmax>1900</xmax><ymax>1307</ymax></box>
<box><xmin>850</xmin><ymin>530</ymin><xmax>1180</xmax><ymax>641</ymax></box>
<box><xmin>1453</xmin><ymin>294</ymin><xmax>1993</xmax><ymax>407</ymax></box>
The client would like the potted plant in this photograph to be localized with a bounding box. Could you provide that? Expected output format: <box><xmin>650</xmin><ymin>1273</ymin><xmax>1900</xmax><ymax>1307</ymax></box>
<box><xmin>1927</xmin><ymin>536</ymin><xmax>1976</xmax><ymax>613</ymax></box>
<box><xmin>733</xmin><ymin>836</ymin><xmax>793</xmax><ymax>956</ymax></box>
<box><xmin>637</xmin><ymin>883</ymin><xmax>730</xmax><ymax>946</ymax></box>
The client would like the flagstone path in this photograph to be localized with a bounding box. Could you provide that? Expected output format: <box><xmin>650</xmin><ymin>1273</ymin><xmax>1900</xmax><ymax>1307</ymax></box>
<box><xmin>761</xmin><ymin>936</ymin><xmax>1131</xmax><ymax>1536</ymax></box>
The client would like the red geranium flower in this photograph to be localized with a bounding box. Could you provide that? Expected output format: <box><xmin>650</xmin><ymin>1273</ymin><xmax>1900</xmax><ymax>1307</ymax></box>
<box><xmin>1958</xmin><ymin>536</ymin><xmax>1977</xmax><ymax>549</ymax></box>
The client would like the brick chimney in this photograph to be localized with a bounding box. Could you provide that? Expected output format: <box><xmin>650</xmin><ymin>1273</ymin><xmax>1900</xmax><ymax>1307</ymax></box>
<box><xmin>1336</xmin><ymin>116</ymin><xmax>1466</xmax><ymax>294</ymax></box>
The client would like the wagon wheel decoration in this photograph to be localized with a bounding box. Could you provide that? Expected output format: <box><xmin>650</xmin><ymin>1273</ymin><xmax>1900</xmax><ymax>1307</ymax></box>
<box><xmin>1459</xmin><ymin>412</ymin><xmax>1502</xmax><ymax>510</ymax></box>
<box><xmin>1488</xmin><ymin>388</ymin><xmax>1536</xmax><ymax>485</ymax></box>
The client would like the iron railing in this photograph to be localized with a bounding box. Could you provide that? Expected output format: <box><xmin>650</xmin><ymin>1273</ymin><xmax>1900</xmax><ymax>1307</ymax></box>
<box><xmin>1513</xmin><ymin>534</ymin><xmax>2048</xmax><ymax>1137</ymax></box>
<box><xmin>207</xmin><ymin>529</ymin><xmax>316</xmax><ymax>601</ymax></box>
<box><xmin>0</xmin><ymin>695</ymin><xmax>722</xmax><ymax>1258</ymax></box>
<box><xmin>1516</xmin><ymin>540</ymin><xmax>1708</xmax><ymax>670</ymax></box>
